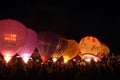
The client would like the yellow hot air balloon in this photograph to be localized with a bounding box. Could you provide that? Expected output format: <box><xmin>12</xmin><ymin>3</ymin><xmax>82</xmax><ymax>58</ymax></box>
<box><xmin>62</xmin><ymin>39</ymin><xmax>79</xmax><ymax>63</ymax></box>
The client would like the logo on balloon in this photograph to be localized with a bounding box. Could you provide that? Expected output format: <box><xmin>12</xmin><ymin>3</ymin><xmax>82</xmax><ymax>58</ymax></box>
<box><xmin>4</xmin><ymin>33</ymin><xmax>17</xmax><ymax>41</ymax></box>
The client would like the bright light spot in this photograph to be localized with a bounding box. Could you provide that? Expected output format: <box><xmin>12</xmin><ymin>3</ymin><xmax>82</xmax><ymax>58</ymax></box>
<box><xmin>82</xmin><ymin>54</ymin><xmax>95</xmax><ymax>59</ymax></box>
<box><xmin>23</xmin><ymin>56</ymin><xmax>29</xmax><ymax>63</ymax></box>
<box><xmin>22</xmin><ymin>54</ymin><xmax>30</xmax><ymax>63</ymax></box>
<box><xmin>4</xmin><ymin>54</ymin><xmax>12</xmax><ymax>63</ymax></box>
<box><xmin>73</xmin><ymin>59</ymin><xmax>76</xmax><ymax>62</ymax></box>
<box><xmin>82</xmin><ymin>54</ymin><xmax>101</xmax><ymax>63</ymax></box>
<box><xmin>85</xmin><ymin>58</ymin><xmax>91</xmax><ymax>62</ymax></box>
<box><xmin>94</xmin><ymin>58</ymin><xmax>98</xmax><ymax>62</ymax></box>
<box><xmin>16</xmin><ymin>55</ymin><xmax>21</xmax><ymax>58</ymax></box>
<box><xmin>41</xmin><ymin>56</ymin><xmax>47</xmax><ymax>63</ymax></box>
<box><xmin>64</xmin><ymin>59</ymin><xmax>68</xmax><ymax>63</ymax></box>
<box><xmin>94</xmin><ymin>57</ymin><xmax>101</xmax><ymax>62</ymax></box>
<box><xmin>52</xmin><ymin>58</ymin><xmax>57</xmax><ymax>62</ymax></box>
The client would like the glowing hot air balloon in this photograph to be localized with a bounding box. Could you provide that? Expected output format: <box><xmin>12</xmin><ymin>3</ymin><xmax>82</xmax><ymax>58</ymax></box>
<box><xmin>62</xmin><ymin>39</ymin><xmax>79</xmax><ymax>63</ymax></box>
<box><xmin>52</xmin><ymin>37</ymin><xmax>68</xmax><ymax>62</ymax></box>
<box><xmin>98</xmin><ymin>42</ymin><xmax>110</xmax><ymax>59</ymax></box>
<box><xmin>79</xmin><ymin>36</ymin><xmax>102</xmax><ymax>62</ymax></box>
<box><xmin>18</xmin><ymin>28</ymin><xmax>38</xmax><ymax>63</ymax></box>
<box><xmin>37</xmin><ymin>31</ymin><xmax>59</xmax><ymax>62</ymax></box>
<box><xmin>0</xmin><ymin>19</ymin><xmax>27</xmax><ymax>63</ymax></box>
<box><xmin>81</xmin><ymin>53</ymin><xmax>100</xmax><ymax>62</ymax></box>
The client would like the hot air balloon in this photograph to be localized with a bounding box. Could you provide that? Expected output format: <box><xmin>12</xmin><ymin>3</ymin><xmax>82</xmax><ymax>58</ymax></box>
<box><xmin>52</xmin><ymin>37</ymin><xmax>68</xmax><ymax>62</ymax></box>
<box><xmin>37</xmin><ymin>31</ymin><xmax>59</xmax><ymax>62</ymax></box>
<box><xmin>0</xmin><ymin>19</ymin><xmax>27</xmax><ymax>63</ymax></box>
<box><xmin>98</xmin><ymin>42</ymin><xmax>110</xmax><ymax>59</ymax></box>
<box><xmin>79</xmin><ymin>36</ymin><xmax>102</xmax><ymax>62</ymax></box>
<box><xmin>62</xmin><ymin>39</ymin><xmax>79</xmax><ymax>63</ymax></box>
<box><xmin>17</xmin><ymin>28</ymin><xmax>38</xmax><ymax>63</ymax></box>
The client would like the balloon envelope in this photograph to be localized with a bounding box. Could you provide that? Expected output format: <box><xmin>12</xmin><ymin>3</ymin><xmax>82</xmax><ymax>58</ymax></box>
<box><xmin>37</xmin><ymin>31</ymin><xmax>59</xmax><ymax>62</ymax></box>
<box><xmin>18</xmin><ymin>28</ymin><xmax>38</xmax><ymax>63</ymax></box>
<box><xmin>98</xmin><ymin>42</ymin><xmax>110</xmax><ymax>58</ymax></box>
<box><xmin>0</xmin><ymin>19</ymin><xmax>27</xmax><ymax>63</ymax></box>
<box><xmin>62</xmin><ymin>39</ymin><xmax>79</xmax><ymax>62</ymax></box>
<box><xmin>79</xmin><ymin>36</ymin><xmax>101</xmax><ymax>56</ymax></box>
<box><xmin>52</xmin><ymin>37</ymin><xmax>68</xmax><ymax>62</ymax></box>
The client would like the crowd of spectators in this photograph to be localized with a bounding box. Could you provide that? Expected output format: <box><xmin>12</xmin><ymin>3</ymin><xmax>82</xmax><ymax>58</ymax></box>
<box><xmin>0</xmin><ymin>54</ymin><xmax>120</xmax><ymax>80</ymax></box>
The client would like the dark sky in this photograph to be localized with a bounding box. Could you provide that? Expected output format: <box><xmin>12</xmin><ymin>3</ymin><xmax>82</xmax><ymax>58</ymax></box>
<box><xmin>0</xmin><ymin>1</ymin><xmax>120</xmax><ymax>55</ymax></box>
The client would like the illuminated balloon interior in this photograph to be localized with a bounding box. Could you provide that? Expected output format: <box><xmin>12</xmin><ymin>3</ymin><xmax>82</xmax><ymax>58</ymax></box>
<box><xmin>82</xmin><ymin>54</ymin><xmax>101</xmax><ymax>62</ymax></box>
<box><xmin>4</xmin><ymin>53</ymin><xmax>12</xmax><ymax>63</ymax></box>
<box><xmin>52</xmin><ymin>57</ymin><xmax>57</xmax><ymax>62</ymax></box>
<box><xmin>62</xmin><ymin>40</ymin><xmax>79</xmax><ymax>62</ymax></box>
<box><xmin>21</xmin><ymin>53</ymin><xmax>30</xmax><ymax>63</ymax></box>
<box><xmin>64</xmin><ymin>58</ymin><xmax>68</xmax><ymax>63</ymax></box>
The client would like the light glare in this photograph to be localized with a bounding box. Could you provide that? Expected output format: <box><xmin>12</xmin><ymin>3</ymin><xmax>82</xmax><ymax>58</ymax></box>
<box><xmin>4</xmin><ymin>54</ymin><xmax>12</xmax><ymax>63</ymax></box>
<box><xmin>52</xmin><ymin>58</ymin><xmax>57</xmax><ymax>62</ymax></box>
<box><xmin>22</xmin><ymin>53</ymin><xmax>29</xmax><ymax>63</ymax></box>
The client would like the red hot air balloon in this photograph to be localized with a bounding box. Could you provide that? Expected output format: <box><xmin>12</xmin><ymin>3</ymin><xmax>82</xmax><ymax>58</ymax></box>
<box><xmin>0</xmin><ymin>19</ymin><xmax>27</xmax><ymax>63</ymax></box>
<box><xmin>37</xmin><ymin>31</ymin><xmax>59</xmax><ymax>63</ymax></box>
<box><xmin>18</xmin><ymin>28</ymin><xmax>38</xmax><ymax>63</ymax></box>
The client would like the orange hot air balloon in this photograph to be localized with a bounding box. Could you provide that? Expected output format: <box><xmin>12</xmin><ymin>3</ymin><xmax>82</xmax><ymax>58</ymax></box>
<box><xmin>79</xmin><ymin>36</ymin><xmax>102</xmax><ymax>62</ymax></box>
<box><xmin>98</xmin><ymin>42</ymin><xmax>110</xmax><ymax>58</ymax></box>
<box><xmin>79</xmin><ymin>36</ymin><xmax>101</xmax><ymax>56</ymax></box>
<box><xmin>62</xmin><ymin>39</ymin><xmax>79</xmax><ymax>63</ymax></box>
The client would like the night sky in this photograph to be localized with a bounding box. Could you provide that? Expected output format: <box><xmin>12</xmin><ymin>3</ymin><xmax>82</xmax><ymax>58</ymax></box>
<box><xmin>0</xmin><ymin>1</ymin><xmax>120</xmax><ymax>55</ymax></box>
